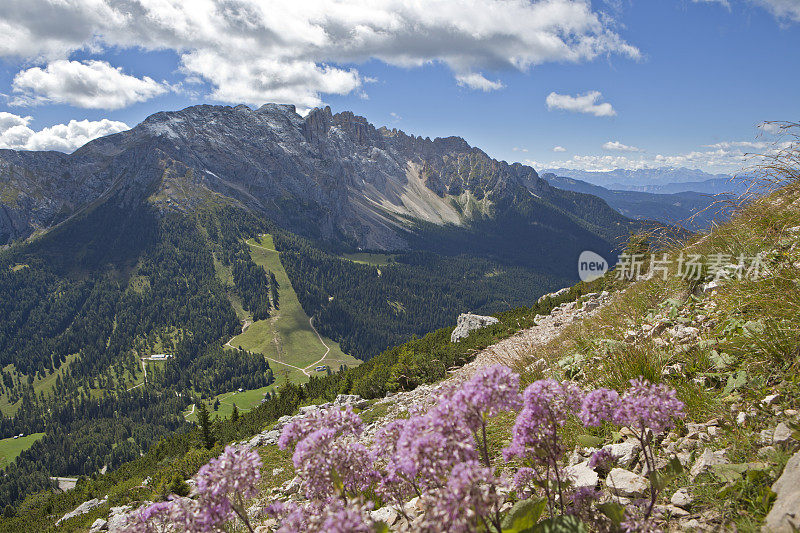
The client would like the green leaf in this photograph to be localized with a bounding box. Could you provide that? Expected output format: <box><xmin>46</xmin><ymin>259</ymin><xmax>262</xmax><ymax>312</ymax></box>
<box><xmin>501</xmin><ymin>498</ymin><xmax>546</xmax><ymax>532</ymax></box>
<box><xmin>525</xmin><ymin>515</ymin><xmax>587</xmax><ymax>533</ymax></box>
<box><xmin>597</xmin><ymin>502</ymin><xmax>626</xmax><ymax>526</ymax></box>
<box><xmin>372</xmin><ymin>523</ymin><xmax>389</xmax><ymax>533</ymax></box>
<box><xmin>576</xmin><ymin>434</ymin><xmax>604</xmax><ymax>448</ymax></box>
<box><xmin>650</xmin><ymin>457</ymin><xmax>683</xmax><ymax>493</ymax></box>
<box><xmin>330</xmin><ymin>469</ymin><xmax>345</xmax><ymax>496</ymax></box>
<box><xmin>722</xmin><ymin>370</ymin><xmax>747</xmax><ymax>395</ymax></box>
<box><xmin>710</xmin><ymin>462</ymin><xmax>767</xmax><ymax>483</ymax></box>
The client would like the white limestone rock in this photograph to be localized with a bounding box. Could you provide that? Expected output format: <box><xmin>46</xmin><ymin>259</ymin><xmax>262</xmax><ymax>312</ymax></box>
<box><xmin>450</xmin><ymin>313</ymin><xmax>499</xmax><ymax>342</ymax></box>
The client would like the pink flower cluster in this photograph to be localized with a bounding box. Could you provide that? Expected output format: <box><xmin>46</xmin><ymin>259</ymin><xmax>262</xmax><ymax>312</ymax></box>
<box><xmin>279</xmin><ymin>405</ymin><xmax>376</xmax><ymax>499</ymax></box>
<box><xmin>123</xmin><ymin>366</ymin><xmax>685</xmax><ymax>532</ymax></box>
<box><xmin>121</xmin><ymin>444</ymin><xmax>262</xmax><ymax>532</ymax></box>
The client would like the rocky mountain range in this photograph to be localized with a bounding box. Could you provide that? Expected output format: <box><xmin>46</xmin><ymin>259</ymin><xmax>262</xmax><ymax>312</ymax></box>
<box><xmin>0</xmin><ymin>104</ymin><xmax>638</xmax><ymax>260</ymax></box>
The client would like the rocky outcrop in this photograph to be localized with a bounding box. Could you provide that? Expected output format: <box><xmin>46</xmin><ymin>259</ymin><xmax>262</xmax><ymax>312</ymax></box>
<box><xmin>450</xmin><ymin>313</ymin><xmax>499</xmax><ymax>342</ymax></box>
<box><xmin>765</xmin><ymin>450</ymin><xmax>800</xmax><ymax>532</ymax></box>
<box><xmin>55</xmin><ymin>496</ymin><xmax>108</xmax><ymax>526</ymax></box>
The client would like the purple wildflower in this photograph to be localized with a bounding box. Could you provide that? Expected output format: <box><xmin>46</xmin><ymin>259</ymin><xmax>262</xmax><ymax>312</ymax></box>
<box><xmin>512</xmin><ymin>467</ymin><xmax>538</xmax><ymax>500</ymax></box>
<box><xmin>579</xmin><ymin>388</ymin><xmax>620</xmax><ymax>427</ymax></box>
<box><xmin>421</xmin><ymin>460</ymin><xmax>503</xmax><ymax>533</ymax></box>
<box><xmin>293</xmin><ymin>428</ymin><xmax>376</xmax><ymax>498</ymax></box>
<box><xmin>504</xmin><ymin>379</ymin><xmax>583</xmax><ymax>460</ymax></box>
<box><xmin>278</xmin><ymin>405</ymin><xmax>362</xmax><ymax>450</ymax></box>
<box><xmin>196</xmin><ymin>444</ymin><xmax>262</xmax><ymax>501</ymax></box>
<box><xmin>587</xmin><ymin>448</ymin><xmax>617</xmax><ymax>471</ymax></box>
<box><xmin>270</xmin><ymin>498</ymin><xmax>375</xmax><ymax>533</ymax></box>
<box><xmin>614</xmin><ymin>378</ymin><xmax>685</xmax><ymax>433</ymax></box>
<box><xmin>445</xmin><ymin>364</ymin><xmax>522</xmax><ymax>431</ymax></box>
<box><xmin>386</xmin><ymin>407</ymin><xmax>477</xmax><ymax>493</ymax></box>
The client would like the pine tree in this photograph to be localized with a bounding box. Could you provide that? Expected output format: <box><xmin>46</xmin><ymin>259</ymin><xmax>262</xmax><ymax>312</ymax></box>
<box><xmin>197</xmin><ymin>402</ymin><xmax>214</xmax><ymax>449</ymax></box>
<box><xmin>231</xmin><ymin>403</ymin><xmax>239</xmax><ymax>423</ymax></box>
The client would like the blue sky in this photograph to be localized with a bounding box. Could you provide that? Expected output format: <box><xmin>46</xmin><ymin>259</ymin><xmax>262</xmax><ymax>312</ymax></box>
<box><xmin>0</xmin><ymin>0</ymin><xmax>797</xmax><ymax>174</ymax></box>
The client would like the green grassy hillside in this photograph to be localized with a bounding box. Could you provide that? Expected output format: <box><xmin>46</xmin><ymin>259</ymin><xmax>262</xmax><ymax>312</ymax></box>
<box><xmin>225</xmin><ymin>234</ymin><xmax>359</xmax><ymax>376</ymax></box>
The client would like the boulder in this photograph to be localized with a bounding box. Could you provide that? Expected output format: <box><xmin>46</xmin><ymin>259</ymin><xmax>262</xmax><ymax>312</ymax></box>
<box><xmin>765</xmin><ymin>450</ymin><xmax>800</xmax><ymax>532</ymax></box>
<box><xmin>671</xmin><ymin>488</ymin><xmax>693</xmax><ymax>509</ymax></box>
<box><xmin>773</xmin><ymin>423</ymin><xmax>798</xmax><ymax>451</ymax></box>
<box><xmin>601</xmin><ymin>440</ymin><xmax>641</xmax><ymax>469</ymax></box>
<box><xmin>606</xmin><ymin>468</ymin><xmax>648</xmax><ymax>498</ymax></box>
<box><xmin>55</xmin><ymin>496</ymin><xmax>108</xmax><ymax>526</ymax></box>
<box><xmin>107</xmin><ymin>504</ymin><xmax>134</xmax><ymax>532</ymax></box>
<box><xmin>566</xmin><ymin>461</ymin><xmax>599</xmax><ymax>489</ymax></box>
<box><xmin>371</xmin><ymin>506</ymin><xmax>399</xmax><ymax>525</ymax></box>
<box><xmin>450</xmin><ymin>314</ymin><xmax>499</xmax><ymax>342</ymax></box>
<box><xmin>689</xmin><ymin>448</ymin><xmax>729</xmax><ymax>480</ymax></box>
<box><xmin>89</xmin><ymin>518</ymin><xmax>108</xmax><ymax>532</ymax></box>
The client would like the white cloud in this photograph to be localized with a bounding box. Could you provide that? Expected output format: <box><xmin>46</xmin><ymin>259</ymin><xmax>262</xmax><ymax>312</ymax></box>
<box><xmin>390</xmin><ymin>112</ymin><xmax>402</xmax><ymax>121</ymax></box>
<box><xmin>553</xmin><ymin>146</ymin><xmax>567</xmax><ymax>152</ymax></box>
<box><xmin>455</xmin><ymin>73</ymin><xmax>504</xmax><ymax>92</ymax></box>
<box><xmin>546</xmin><ymin>91</ymin><xmax>616</xmax><ymax>117</ymax></box>
<box><xmin>703</xmin><ymin>140</ymin><xmax>769</xmax><ymax>150</ymax></box>
<box><xmin>692</xmin><ymin>0</ymin><xmax>731</xmax><ymax>9</ymax></box>
<box><xmin>693</xmin><ymin>0</ymin><xmax>800</xmax><ymax>21</ymax></box>
<box><xmin>0</xmin><ymin>0</ymin><xmax>640</xmax><ymax>109</ymax></box>
<box><xmin>541</xmin><ymin>138</ymin><xmax>796</xmax><ymax>173</ymax></box>
<box><xmin>0</xmin><ymin>112</ymin><xmax>128</xmax><ymax>152</ymax></box>
<box><xmin>751</xmin><ymin>0</ymin><xmax>800</xmax><ymax>22</ymax></box>
<box><xmin>759</xmin><ymin>122</ymin><xmax>787</xmax><ymax>134</ymax></box>
<box><xmin>513</xmin><ymin>146</ymin><xmax>529</xmax><ymax>152</ymax></box>
<box><xmin>11</xmin><ymin>60</ymin><xmax>167</xmax><ymax>110</ymax></box>
<box><xmin>603</xmin><ymin>140</ymin><xmax>642</xmax><ymax>152</ymax></box>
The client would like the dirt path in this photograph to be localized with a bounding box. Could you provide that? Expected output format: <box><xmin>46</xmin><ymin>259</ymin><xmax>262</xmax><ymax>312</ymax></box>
<box><xmin>359</xmin><ymin>291</ymin><xmax>613</xmax><ymax>442</ymax></box>
<box><xmin>301</xmin><ymin>317</ymin><xmax>331</xmax><ymax>375</ymax></box>
<box><xmin>184</xmin><ymin>403</ymin><xmax>195</xmax><ymax>419</ymax></box>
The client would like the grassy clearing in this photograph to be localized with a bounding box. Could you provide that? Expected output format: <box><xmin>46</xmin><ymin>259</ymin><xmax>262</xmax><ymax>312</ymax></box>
<box><xmin>185</xmin><ymin>386</ymin><xmax>274</xmax><ymax>423</ymax></box>
<box><xmin>341</xmin><ymin>252</ymin><xmax>395</xmax><ymax>266</ymax></box>
<box><xmin>226</xmin><ymin>235</ymin><xmax>360</xmax><ymax>374</ymax></box>
<box><xmin>0</xmin><ymin>433</ymin><xmax>44</xmax><ymax>469</ymax></box>
<box><xmin>0</xmin><ymin>353</ymin><xmax>79</xmax><ymax>417</ymax></box>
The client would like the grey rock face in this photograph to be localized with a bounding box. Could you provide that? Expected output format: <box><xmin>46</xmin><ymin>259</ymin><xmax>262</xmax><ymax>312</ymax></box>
<box><xmin>450</xmin><ymin>313</ymin><xmax>500</xmax><ymax>342</ymax></box>
<box><xmin>690</xmin><ymin>448</ymin><xmax>729</xmax><ymax>480</ymax></box>
<box><xmin>55</xmin><ymin>496</ymin><xmax>108</xmax><ymax>526</ymax></box>
<box><xmin>765</xmin><ymin>450</ymin><xmax>800</xmax><ymax>532</ymax></box>
<box><xmin>566</xmin><ymin>460</ymin><xmax>599</xmax><ymax>489</ymax></box>
<box><xmin>606</xmin><ymin>468</ymin><xmax>648</xmax><ymax>498</ymax></box>
<box><xmin>0</xmin><ymin>104</ymin><xmax>557</xmax><ymax>250</ymax></box>
<box><xmin>0</xmin><ymin>103</ymin><xmax>636</xmax><ymax>257</ymax></box>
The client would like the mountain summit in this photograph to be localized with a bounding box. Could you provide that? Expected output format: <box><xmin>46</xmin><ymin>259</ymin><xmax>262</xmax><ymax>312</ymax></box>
<box><xmin>0</xmin><ymin>104</ymin><xmax>636</xmax><ymax>261</ymax></box>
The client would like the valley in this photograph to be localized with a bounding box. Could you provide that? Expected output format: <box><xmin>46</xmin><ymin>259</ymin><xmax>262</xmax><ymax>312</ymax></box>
<box><xmin>186</xmin><ymin>233</ymin><xmax>360</xmax><ymax>421</ymax></box>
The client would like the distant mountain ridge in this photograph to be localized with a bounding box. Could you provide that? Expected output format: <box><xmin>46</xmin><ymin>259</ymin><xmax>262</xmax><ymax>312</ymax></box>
<box><xmin>541</xmin><ymin>173</ymin><xmax>730</xmax><ymax>230</ymax></box>
<box><xmin>544</xmin><ymin>166</ymin><xmax>744</xmax><ymax>194</ymax></box>
<box><xmin>0</xmin><ymin>104</ymin><xmax>643</xmax><ymax>270</ymax></box>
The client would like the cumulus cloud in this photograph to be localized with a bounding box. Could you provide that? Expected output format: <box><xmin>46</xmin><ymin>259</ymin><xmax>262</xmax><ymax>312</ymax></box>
<box><xmin>0</xmin><ymin>0</ymin><xmax>640</xmax><ymax>109</ymax></box>
<box><xmin>546</xmin><ymin>91</ymin><xmax>616</xmax><ymax>117</ymax></box>
<box><xmin>553</xmin><ymin>146</ymin><xmax>567</xmax><ymax>152</ymax></box>
<box><xmin>11</xmin><ymin>60</ymin><xmax>168</xmax><ymax>110</ymax></box>
<box><xmin>0</xmin><ymin>112</ymin><xmax>128</xmax><ymax>152</ymax></box>
<box><xmin>603</xmin><ymin>140</ymin><xmax>642</xmax><ymax>152</ymax></box>
<box><xmin>455</xmin><ymin>73</ymin><xmax>504</xmax><ymax>92</ymax></box>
